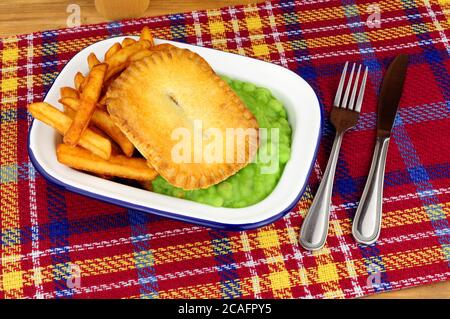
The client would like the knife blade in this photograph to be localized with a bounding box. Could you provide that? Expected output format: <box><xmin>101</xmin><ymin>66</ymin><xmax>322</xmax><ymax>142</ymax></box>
<box><xmin>352</xmin><ymin>54</ymin><xmax>409</xmax><ymax>245</ymax></box>
<box><xmin>377</xmin><ymin>54</ymin><xmax>409</xmax><ymax>137</ymax></box>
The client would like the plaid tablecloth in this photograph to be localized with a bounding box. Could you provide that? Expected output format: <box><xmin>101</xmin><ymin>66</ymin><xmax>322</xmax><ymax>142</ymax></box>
<box><xmin>1</xmin><ymin>0</ymin><xmax>450</xmax><ymax>299</ymax></box>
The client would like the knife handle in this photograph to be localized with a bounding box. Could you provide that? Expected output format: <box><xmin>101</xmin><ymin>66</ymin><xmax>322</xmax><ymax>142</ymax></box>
<box><xmin>352</xmin><ymin>136</ymin><xmax>390</xmax><ymax>245</ymax></box>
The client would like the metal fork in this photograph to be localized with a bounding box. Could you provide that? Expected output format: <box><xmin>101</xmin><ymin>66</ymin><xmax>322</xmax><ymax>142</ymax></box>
<box><xmin>299</xmin><ymin>62</ymin><xmax>368</xmax><ymax>250</ymax></box>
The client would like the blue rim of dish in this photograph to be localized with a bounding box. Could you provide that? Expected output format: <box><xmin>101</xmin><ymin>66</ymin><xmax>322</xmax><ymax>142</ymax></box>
<box><xmin>27</xmin><ymin>37</ymin><xmax>323</xmax><ymax>231</ymax></box>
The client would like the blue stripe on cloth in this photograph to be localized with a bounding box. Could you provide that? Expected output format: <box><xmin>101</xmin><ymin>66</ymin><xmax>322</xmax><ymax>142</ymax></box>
<box><xmin>341</xmin><ymin>0</ymin><xmax>383</xmax><ymax>93</ymax></box>
<box><xmin>291</xmin><ymin>50</ymin><xmax>449</xmax><ymax>78</ymax></box>
<box><xmin>340</xmin><ymin>0</ymin><xmax>391</xmax><ymax>292</ymax></box>
<box><xmin>1</xmin><ymin>227</ymin><xmax>20</xmax><ymax>246</ymax></box>
<box><xmin>128</xmin><ymin>209</ymin><xmax>159</xmax><ymax>299</ymax></box>
<box><xmin>42</xmin><ymin>29</ymin><xmax>73</xmax><ymax>298</ymax></box>
<box><xmin>400</xmin><ymin>0</ymin><xmax>450</xmax><ymax>111</ymax></box>
<box><xmin>278</xmin><ymin>0</ymin><xmax>327</xmax><ymax>135</ymax></box>
<box><xmin>41</xmin><ymin>31</ymin><xmax>59</xmax><ymax>87</ymax></box>
<box><xmin>209</xmin><ymin>229</ymin><xmax>241</xmax><ymax>298</ymax></box>
<box><xmin>323</xmin><ymin>100</ymin><xmax>450</xmax><ymax>136</ymax></box>
<box><xmin>278</xmin><ymin>2</ymin><xmax>384</xmax><ymax>294</ymax></box>
<box><xmin>392</xmin><ymin>115</ymin><xmax>450</xmax><ymax>265</ymax></box>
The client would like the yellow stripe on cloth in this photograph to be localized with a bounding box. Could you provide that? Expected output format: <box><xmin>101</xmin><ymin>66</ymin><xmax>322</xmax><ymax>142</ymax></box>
<box><xmin>0</xmin><ymin>200</ymin><xmax>446</xmax><ymax>280</ymax></box>
<box><xmin>439</xmin><ymin>0</ymin><xmax>450</xmax><ymax>24</ymax></box>
<box><xmin>289</xmin><ymin>0</ymin><xmax>419</xmax><ymax>24</ymax></box>
<box><xmin>206</xmin><ymin>10</ymin><xmax>231</xmax><ymax>52</ymax></box>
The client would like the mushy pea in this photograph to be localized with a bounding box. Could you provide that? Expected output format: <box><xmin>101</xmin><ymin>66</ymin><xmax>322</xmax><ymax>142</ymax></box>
<box><xmin>151</xmin><ymin>77</ymin><xmax>292</xmax><ymax>208</ymax></box>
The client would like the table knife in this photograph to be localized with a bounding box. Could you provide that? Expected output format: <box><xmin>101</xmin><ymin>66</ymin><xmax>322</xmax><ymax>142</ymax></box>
<box><xmin>352</xmin><ymin>54</ymin><xmax>409</xmax><ymax>245</ymax></box>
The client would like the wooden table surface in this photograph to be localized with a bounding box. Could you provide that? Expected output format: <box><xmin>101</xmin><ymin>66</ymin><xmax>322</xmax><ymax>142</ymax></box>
<box><xmin>0</xmin><ymin>0</ymin><xmax>449</xmax><ymax>299</ymax></box>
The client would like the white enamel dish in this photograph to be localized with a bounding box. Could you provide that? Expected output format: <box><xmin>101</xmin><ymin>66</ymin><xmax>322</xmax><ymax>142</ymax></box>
<box><xmin>28</xmin><ymin>36</ymin><xmax>322</xmax><ymax>230</ymax></box>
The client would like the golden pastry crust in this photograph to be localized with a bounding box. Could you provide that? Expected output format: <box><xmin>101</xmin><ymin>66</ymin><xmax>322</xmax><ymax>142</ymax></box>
<box><xmin>106</xmin><ymin>47</ymin><xmax>259</xmax><ymax>190</ymax></box>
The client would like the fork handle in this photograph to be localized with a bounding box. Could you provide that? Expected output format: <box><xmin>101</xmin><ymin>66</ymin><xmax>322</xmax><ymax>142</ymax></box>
<box><xmin>352</xmin><ymin>136</ymin><xmax>390</xmax><ymax>245</ymax></box>
<box><xmin>299</xmin><ymin>131</ymin><xmax>344</xmax><ymax>250</ymax></box>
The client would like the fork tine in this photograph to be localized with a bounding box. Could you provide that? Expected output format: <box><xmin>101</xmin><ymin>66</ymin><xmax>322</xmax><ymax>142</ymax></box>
<box><xmin>333</xmin><ymin>61</ymin><xmax>348</xmax><ymax>107</ymax></box>
<box><xmin>341</xmin><ymin>63</ymin><xmax>355</xmax><ymax>109</ymax></box>
<box><xmin>354</xmin><ymin>66</ymin><xmax>368</xmax><ymax>113</ymax></box>
<box><xmin>348</xmin><ymin>64</ymin><xmax>362</xmax><ymax>111</ymax></box>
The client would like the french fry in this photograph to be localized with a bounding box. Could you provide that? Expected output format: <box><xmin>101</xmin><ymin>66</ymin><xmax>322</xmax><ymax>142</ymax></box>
<box><xmin>28</xmin><ymin>102</ymin><xmax>111</xmax><ymax>160</ymax></box>
<box><xmin>96</xmin><ymin>101</ymin><xmax>108</xmax><ymax>112</ymax></box>
<box><xmin>104</xmin><ymin>40</ymin><xmax>151</xmax><ymax>81</ymax></box>
<box><xmin>59</xmin><ymin>97</ymin><xmax>135</xmax><ymax>157</ymax></box>
<box><xmin>87</xmin><ymin>52</ymin><xmax>101</xmax><ymax>69</ymax></box>
<box><xmin>60</xmin><ymin>87</ymin><xmax>79</xmax><ymax>99</ymax></box>
<box><xmin>60</xmin><ymin>97</ymin><xmax>103</xmax><ymax>110</ymax></box>
<box><xmin>74</xmin><ymin>72</ymin><xmax>85</xmax><ymax>91</ymax></box>
<box><xmin>122</xmin><ymin>37</ymin><xmax>137</xmax><ymax>47</ymax></box>
<box><xmin>104</xmin><ymin>42</ymin><xmax>122</xmax><ymax>61</ymax></box>
<box><xmin>64</xmin><ymin>63</ymin><xmax>108</xmax><ymax>146</ymax></box>
<box><xmin>56</xmin><ymin>144</ymin><xmax>158</xmax><ymax>181</ymax></box>
<box><xmin>140</xmin><ymin>26</ymin><xmax>154</xmax><ymax>46</ymax></box>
